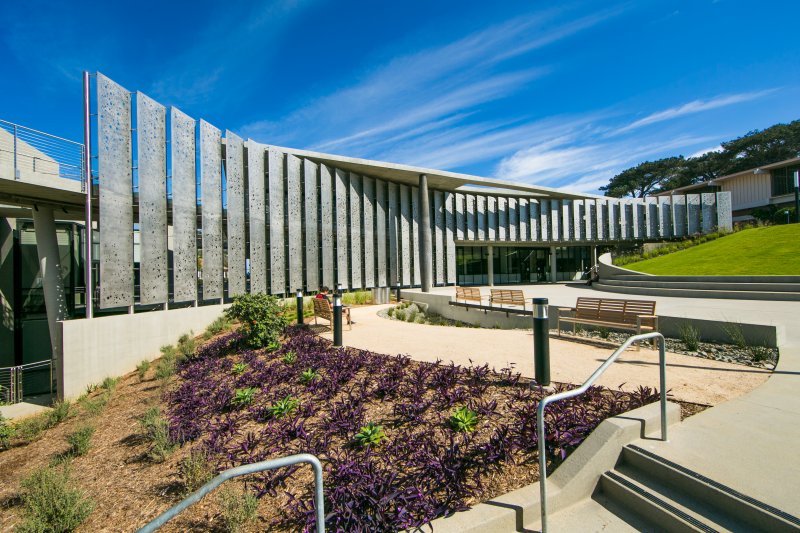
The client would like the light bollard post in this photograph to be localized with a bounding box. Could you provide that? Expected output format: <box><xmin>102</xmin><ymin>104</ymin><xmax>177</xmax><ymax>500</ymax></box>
<box><xmin>532</xmin><ymin>297</ymin><xmax>551</xmax><ymax>386</ymax></box>
<box><xmin>794</xmin><ymin>170</ymin><xmax>799</xmax><ymax>223</ymax></box>
<box><xmin>333</xmin><ymin>292</ymin><xmax>343</xmax><ymax>347</ymax></box>
<box><xmin>296</xmin><ymin>289</ymin><xmax>304</xmax><ymax>326</ymax></box>
<box><xmin>396</xmin><ymin>283</ymin><xmax>402</xmax><ymax>303</ymax></box>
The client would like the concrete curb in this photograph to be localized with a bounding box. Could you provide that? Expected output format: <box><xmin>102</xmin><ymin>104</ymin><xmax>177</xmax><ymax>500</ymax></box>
<box><xmin>425</xmin><ymin>401</ymin><xmax>681</xmax><ymax>532</ymax></box>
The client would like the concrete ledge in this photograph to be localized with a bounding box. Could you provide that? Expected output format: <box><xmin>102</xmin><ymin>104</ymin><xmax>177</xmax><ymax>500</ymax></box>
<box><xmin>58</xmin><ymin>304</ymin><xmax>227</xmax><ymax>399</ymax></box>
<box><xmin>593</xmin><ymin>282</ymin><xmax>800</xmax><ymax>302</ymax></box>
<box><xmin>427</xmin><ymin>401</ymin><xmax>681</xmax><ymax>533</ymax></box>
<box><xmin>0</xmin><ymin>402</ymin><xmax>52</xmax><ymax>421</ymax></box>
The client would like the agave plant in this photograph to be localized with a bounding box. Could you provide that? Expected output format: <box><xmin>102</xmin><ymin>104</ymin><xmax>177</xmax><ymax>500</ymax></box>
<box><xmin>448</xmin><ymin>406</ymin><xmax>479</xmax><ymax>432</ymax></box>
<box><xmin>230</xmin><ymin>387</ymin><xmax>257</xmax><ymax>407</ymax></box>
<box><xmin>299</xmin><ymin>368</ymin><xmax>320</xmax><ymax>385</ymax></box>
<box><xmin>231</xmin><ymin>362</ymin><xmax>248</xmax><ymax>376</ymax></box>
<box><xmin>269</xmin><ymin>396</ymin><xmax>299</xmax><ymax>419</ymax></box>
<box><xmin>353</xmin><ymin>422</ymin><xmax>386</xmax><ymax>447</ymax></box>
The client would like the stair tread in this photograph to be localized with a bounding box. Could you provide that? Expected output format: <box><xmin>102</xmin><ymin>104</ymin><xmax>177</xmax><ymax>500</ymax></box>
<box><xmin>525</xmin><ymin>494</ymin><xmax>649</xmax><ymax>532</ymax></box>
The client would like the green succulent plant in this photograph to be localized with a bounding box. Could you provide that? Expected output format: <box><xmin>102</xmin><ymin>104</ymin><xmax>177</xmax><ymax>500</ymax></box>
<box><xmin>269</xmin><ymin>396</ymin><xmax>299</xmax><ymax>419</ymax></box>
<box><xmin>231</xmin><ymin>362</ymin><xmax>249</xmax><ymax>376</ymax></box>
<box><xmin>448</xmin><ymin>406</ymin><xmax>479</xmax><ymax>433</ymax></box>
<box><xmin>354</xmin><ymin>422</ymin><xmax>386</xmax><ymax>447</ymax></box>
<box><xmin>300</xmin><ymin>368</ymin><xmax>320</xmax><ymax>385</ymax></box>
<box><xmin>282</xmin><ymin>351</ymin><xmax>297</xmax><ymax>365</ymax></box>
<box><xmin>231</xmin><ymin>387</ymin><xmax>258</xmax><ymax>407</ymax></box>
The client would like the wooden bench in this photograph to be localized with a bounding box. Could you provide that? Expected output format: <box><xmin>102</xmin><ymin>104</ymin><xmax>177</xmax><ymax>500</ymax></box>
<box><xmin>312</xmin><ymin>298</ymin><xmax>351</xmax><ymax>330</ymax></box>
<box><xmin>455</xmin><ymin>286</ymin><xmax>484</xmax><ymax>304</ymax></box>
<box><xmin>490</xmin><ymin>289</ymin><xmax>526</xmax><ymax>309</ymax></box>
<box><xmin>557</xmin><ymin>297</ymin><xmax>658</xmax><ymax>346</ymax></box>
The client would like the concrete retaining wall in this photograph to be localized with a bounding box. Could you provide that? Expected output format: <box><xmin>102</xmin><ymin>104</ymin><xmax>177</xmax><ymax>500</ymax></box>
<box><xmin>58</xmin><ymin>304</ymin><xmax>226</xmax><ymax>399</ymax></box>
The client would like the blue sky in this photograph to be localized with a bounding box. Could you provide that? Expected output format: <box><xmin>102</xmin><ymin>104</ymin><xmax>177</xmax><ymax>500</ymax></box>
<box><xmin>1</xmin><ymin>0</ymin><xmax>799</xmax><ymax>193</ymax></box>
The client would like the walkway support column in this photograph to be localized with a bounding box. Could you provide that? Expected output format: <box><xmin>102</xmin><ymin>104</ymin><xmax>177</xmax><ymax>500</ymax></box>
<box><xmin>82</xmin><ymin>71</ymin><xmax>93</xmax><ymax>319</ymax></box>
<box><xmin>32</xmin><ymin>205</ymin><xmax>66</xmax><ymax>397</ymax></box>
<box><xmin>418</xmin><ymin>174</ymin><xmax>432</xmax><ymax>292</ymax></box>
<box><xmin>487</xmin><ymin>245</ymin><xmax>494</xmax><ymax>286</ymax></box>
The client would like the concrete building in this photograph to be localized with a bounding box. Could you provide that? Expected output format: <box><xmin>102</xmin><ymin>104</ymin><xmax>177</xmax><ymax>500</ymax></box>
<box><xmin>0</xmin><ymin>73</ymin><xmax>732</xmax><ymax>400</ymax></box>
<box><xmin>658</xmin><ymin>157</ymin><xmax>800</xmax><ymax>222</ymax></box>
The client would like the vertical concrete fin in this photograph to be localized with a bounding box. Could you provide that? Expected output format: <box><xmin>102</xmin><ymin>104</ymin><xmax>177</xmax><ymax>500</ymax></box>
<box><xmin>286</xmin><ymin>154</ymin><xmax>303</xmax><ymax>292</ymax></box>
<box><xmin>171</xmin><ymin>108</ymin><xmax>198</xmax><ymax>302</ymax></box>
<box><xmin>246</xmin><ymin>141</ymin><xmax>267</xmax><ymax>294</ymax></box>
<box><xmin>303</xmin><ymin>159</ymin><xmax>320</xmax><ymax>291</ymax></box>
<box><xmin>335</xmin><ymin>168</ymin><xmax>349</xmax><ymax>289</ymax></box>
<box><xmin>268</xmin><ymin>149</ymin><xmax>286</xmax><ymax>295</ymax></box>
<box><xmin>320</xmin><ymin>164</ymin><xmax>335</xmax><ymax>288</ymax></box>
<box><xmin>349</xmin><ymin>173</ymin><xmax>363</xmax><ymax>289</ymax></box>
<box><xmin>200</xmin><ymin>120</ymin><xmax>223</xmax><ymax>300</ymax></box>
<box><xmin>225</xmin><ymin>131</ymin><xmax>246</xmax><ymax>297</ymax></box>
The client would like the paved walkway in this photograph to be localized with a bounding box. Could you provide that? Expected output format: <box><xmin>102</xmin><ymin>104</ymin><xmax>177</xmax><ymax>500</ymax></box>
<box><xmin>324</xmin><ymin>284</ymin><xmax>800</xmax><ymax>519</ymax></box>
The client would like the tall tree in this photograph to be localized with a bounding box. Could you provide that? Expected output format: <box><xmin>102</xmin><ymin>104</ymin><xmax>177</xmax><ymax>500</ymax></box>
<box><xmin>718</xmin><ymin>120</ymin><xmax>800</xmax><ymax>175</ymax></box>
<box><xmin>600</xmin><ymin>157</ymin><xmax>686</xmax><ymax>198</ymax></box>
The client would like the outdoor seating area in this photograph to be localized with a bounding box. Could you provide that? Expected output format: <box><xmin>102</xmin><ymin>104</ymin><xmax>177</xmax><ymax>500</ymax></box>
<box><xmin>489</xmin><ymin>288</ymin><xmax>527</xmax><ymax>309</ymax></box>
<box><xmin>312</xmin><ymin>297</ymin><xmax>352</xmax><ymax>330</ymax></box>
<box><xmin>557</xmin><ymin>296</ymin><xmax>659</xmax><ymax>346</ymax></box>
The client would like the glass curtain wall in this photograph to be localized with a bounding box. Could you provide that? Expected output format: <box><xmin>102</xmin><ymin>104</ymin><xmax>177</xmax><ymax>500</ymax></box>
<box><xmin>456</xmin><ymin>245</ymin><xmax>592</xmax><ymax>285</ymax></box>
<box><xmin>455</xmin><ymin>246</ymin><xmax>488</xmax><ymax>285</ymax></box>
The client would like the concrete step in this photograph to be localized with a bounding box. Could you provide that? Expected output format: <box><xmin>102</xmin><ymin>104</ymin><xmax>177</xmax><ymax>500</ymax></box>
<box><xmin>600</xmin><ymin>278</ymin><xmax>800</xmax><ymax>292</ymax></box>
<box><xmin>609</xmin><ymin>274</ymin><xmax>800</xmax><ymax>284</ymax></box>
<box><xmin>591</xmin><ymin>283</ymin><xmax>800</xmax><ymax>301</ymax></box>
<box><xmin>596</xmin><ymin>445</ymin><xmax>800</xmax><ymax>533</ymax></box>
<box><xmin>524</xmin><ymin>493</ymin><xmax>650</xmax><ymax>532</ymax></box>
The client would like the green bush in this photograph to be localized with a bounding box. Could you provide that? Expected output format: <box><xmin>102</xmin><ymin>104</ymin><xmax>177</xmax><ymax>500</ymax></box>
<box><xmin>354</xmin><ymin>422</ymin><xmax>386</xmax><ymax>447</ymax></box>
<box><xmin>136</xmin><ymin>360</ymin><xmax>151</xmax><ymax>381</ymax></box>
<box><xmin>49</xmin><ymin>401</ymin><xmax>72</xmax><ymax>425</ymax></box>
<box><xmin>204</xmin><ymin>315</ymin><xmax>233</xmax><ymax>339</ymax></box>
<box><xmin>218</xmin><ymin>487</ymin><xmax>258</xmax><ymax>533</ymax></box>
<box><xmin>268</xmin><ymin>396</ymin><xmax>298</xmax><ymax>419</ymax></box>
<box><xmin>230</xmin><ymin>387</ymin><xmax>258</xmax><ymax>408</ymax></box>
<box><xmin>341</xmin><ymin>290</ymin><xmax>372</xmax><ymax>305</ymax></box>
<box><xmin>177</xmin><ymin>333</ymin><xmax>197</xmax><ymax>360</ymax></box>
<box><xmin>179</xmin><ymin>450</ymin><xmax>214</xmax><ymax>493</ymax></box>
<box><xmin>100</xmin><ymin>376</ymin><xmax>118</xmax><ymax>392</ymax></box>
<box><xmin>155</xmin><ymin>350</ymin><xmax>177</xmax><ymax>381</ymax></box>
<box><xmin>225</xmin><ymin>294</ymin><xmax>290</xmax><ymax>349</ymax></box>
<box><xmin>749</xmin><ymin>344</ymin><xmax>771</xmax><ymax>363</ymax></box>
<box><xmin>772</xmin><ymin>206</ymin><xmax>796</xmax><ymax>225</ymax></box>
<box><xmin>722</xmin><ymin>323</ymin><xmax>747</xmax><ymax>349</ymax></box>
<box><xmin>679</xmin><ymin>322</ymin><xmax>701</xmax><ymax>351</ymax></box>
<box><xmin>17</xmin><ymin>464</ymin><xmax>94</xmax><ymax>533</ymax></box>
<box><xmin>138</xmin><ymin>407</ymin><xmax>176</xmax><ymax>462</ymax></box>
<box><xmin>66</xmin><ymin>424</ymin><xmax>95</xmax><ymax>457</ymax></box>
<box><xmin>0</xmin><ymin>414</ymin><xmax>15</xmax><ymax>449</ymax></box>
<box><xmin>448</xmin><ymin>406</ymin><xmax>479</xmax><ymax>433</ymax></box>
<box><xmin>14</xmin><ymin>413</ymin><xmax>51</xmax><ymax>445</ymax></box>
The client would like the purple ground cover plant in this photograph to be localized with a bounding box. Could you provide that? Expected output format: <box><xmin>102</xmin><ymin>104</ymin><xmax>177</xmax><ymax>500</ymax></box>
<box><xmin>165</xmin><ymin>326</ymin><xmax>659</xmax><ymax>532</ymax></box>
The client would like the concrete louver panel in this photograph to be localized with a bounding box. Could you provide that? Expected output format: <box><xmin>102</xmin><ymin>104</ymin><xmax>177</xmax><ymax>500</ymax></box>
<box><xmin>434</xmin><ymin>190</ymin><xmax>445</xmax><ymax>284</ymax></box>
<box><xmin>268</xmin><ymin>149</ymin><xmax>286</xmax><ymax>295</ymax></box>
<box><xmin>362</xmin><ymin>176</ymin><xmax>375</xmax><ymax>288</ymax></box>
<box><xmin>686</xmin><ymin>194</ymin><xmax>700</xmax><ymax>235</ymax></box>
<box><xmin>498</xmin><ymin>197</ymin><xmax>508</xmax><ymax>241</ymax></box>
<box><xmin>171</xmin><ymin>108</ymin><xmax>198</xmax><ymax>302</ymax></box>
<box><xmin>646</xmin><ymin>197</ymin><xmax>659</xmax><ymax>239</ymax></box>
<box><xmin>529</xmin><ymin>199</ymin><xmax>539</xmax><ymax>241</ymax></box>
<box><xmin>476</xmin><ymin>195</ymin><xmax>486</xmax><ymax>240</ymax></box>
<box><xmin>411</xmin><ymin>187</ymin><xmax>421</xmax><ymax>286</ymax></box>
<box><xmin>97</xmin><ymin>73</ymin><xmax>134</xmax><ymax>309</ymax></box>
<box><xmin>388</xmin><ymin>182</ymin><xmax>399</xmax><ymax>286</ymax></box>
<box><xmin>455</xmin><ymin>193</ymin><xmax>465</xmax><ymax>241</ymax></box>
<box><xmin>594</xmin><ymin>199</ymin><xmax>605</xmax><ymax>241</ymax></box>
<box><xmin>506</xmin><ymin>198</ymin><xmax>516</xmax><ymax>241</ymax></box>
<box><xmin>519</xmin><ymin>199</ymin><xmax>529</xmax><ymax>241</ymax></box>
<box><xmin>701</xmin><ymin>193</ymin><xmax>716</xmax><ymax>233</ymax></box>
<box><xmin>487</xmin><ymin>196</ymin><xmax>497</xmax><ymax>240</ymax></box>
<box><xmin>400</xmin><ymin>184</ymin><xmax>412</xmax><ymax>286</ymax></box>
<box><xmin>607</xmin><ymin>200</ymin><xmax>618</xmax><ymax>241</ymax></box>
<box><xmin>303</xmin><ymin>159</ymin><xmax>320</xmax><ymax>291</ymax></box>
<box><xmin>444</xmin><ymin>192</ymin><xmax>456</xmax><ymax>284</ymax></box>
<box><xmin>376</xmin><ymin>179</ymin><xmax>388</xmax><ymax>287</ymax></box>
<box><xmin>551</xmin><ymin>200</ymin><xmax>560</xmax><ymax>241</ymax></box>
<box><xmin>621</xmin><ymin>201</ymin><xmax>633</xmax><ymax>241</ymax></box>
<box><xmin>320</xmin><ymin>164</ymin><xmax>335</xmax><ymax>289</ymax></box>
<box><xmin>561</xmin><ymin>200</ymin><xmax>571</xmax><ymax>241</ymax></box>
<box><xmin>200</xmin><ymin>120</ymin><xmax>223</xmax><ymax>300</ymax></box>
<box><xmin>466</xmin><ymin>194</ymin><xmax>476</xmax><ymax>240</ymax></box>
<box><xmin>539</xmin><ymin>199</ymin><xmax>549</xmax><ymax>242</ymax></box>
<box><xmin>634</xmin><ymin>200</ymin><xmax>646</xmax><ymax>239</ymax></box>
<box><xmin>247</xmin><ymin>141</ymin><xmax>267</xmax><ymax>294</ymax></box>
<box><xmin>335</xmin><ymin>168</ymin><xmax>349</xmax><ymax>290</ymax></box>
<box><xmin>136</xmin><ymin>92</ymin><xmax>168</xmax><ymax>305</ymax></box>
<box><xmin>659</xmin><ymin>196</ymin><xmax>672</xmax><ymax>239</ymax></box>
<box><xmin>286</xmin><ymin>155</ymin><xmax>304</xmax><ymax>293</ymax></box>
<box><xmin>226</xmin><ymin>131</ymin><xmax>246</xmax><ymax>297</ymax></box>
<box><xmin>672</xmin><ymin>195</ymin><xmax>687</xmax><ymax>237</ymax></box>
<box><xmin>583</xmin><ymin>199</ymin><xmax>594</xmax><ymax>241</ymax></box>
<box><xmin>572</xmin><ymin>200</ymin><xmax>582</xmax><ymax>241</ymax></box>
<box><xmin>349</xmin><ymin>173</ymin><xmax>363</xmax><ymax>289</ymax></box>
<box><xmin>716</xmin><ymin>191</ymin><xmax>733</xmax><ymax>231</ymax></box>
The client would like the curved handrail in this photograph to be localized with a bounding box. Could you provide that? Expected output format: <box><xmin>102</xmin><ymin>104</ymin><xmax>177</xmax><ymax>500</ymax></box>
<box><xmin>136</xmin><ymin>453</ymin><xmax>325</xmax><ymax>533</ymax></box>
<box><xmin>536</xmin><ymin>332</ymin><xmax>667</xmax><ymax>533</ymax></box>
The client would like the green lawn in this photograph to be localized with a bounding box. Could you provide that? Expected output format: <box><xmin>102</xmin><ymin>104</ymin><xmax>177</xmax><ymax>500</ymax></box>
<box><xmin>624</xmin><ymin>224</ymin><xmax>800</xmax><ymax>276</ymax></box>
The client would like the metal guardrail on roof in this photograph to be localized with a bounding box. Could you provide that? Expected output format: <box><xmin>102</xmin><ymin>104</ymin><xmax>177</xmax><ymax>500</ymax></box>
<box><xmin>0</xmin><ymin>118</ymin><xmax>85</xmax><ymax>184</ymax></box>
<box><xmin>0</xmin><ymin>360</ymin><xmax>53</xmax><ymax>404</ymax></box>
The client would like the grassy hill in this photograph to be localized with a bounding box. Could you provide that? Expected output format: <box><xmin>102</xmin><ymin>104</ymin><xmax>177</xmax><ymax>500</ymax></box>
<box><xmin>623</xmin><ymin>224</ymin><xmax>800</xmax><ymax>276</ymax></box>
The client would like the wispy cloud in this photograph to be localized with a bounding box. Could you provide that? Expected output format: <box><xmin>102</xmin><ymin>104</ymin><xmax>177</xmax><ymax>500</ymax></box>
<box><xmin>614</xmin><ymin>90</ymin><xmax>777</xmax><ymax>134</ymax></box>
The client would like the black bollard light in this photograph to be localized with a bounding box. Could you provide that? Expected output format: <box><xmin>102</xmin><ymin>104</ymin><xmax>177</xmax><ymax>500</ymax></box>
<box><xmin>296</xmin><ymin>289</ymin><xmax>304</xmax><ymax>326</ymax></box>
<box><xmin>395</xmin><ymin>283</ymin><xmax>402</xmax><ymax>303</ymax></box>
<box><xmin>532</xmin><ymin>297</ymin><xmax>551</xmax><ymax>386</ymax></box>
<box><xmin>333</xmin><ymin>291</ymin><xmax>343</xmax><ymax>347</ymax></box>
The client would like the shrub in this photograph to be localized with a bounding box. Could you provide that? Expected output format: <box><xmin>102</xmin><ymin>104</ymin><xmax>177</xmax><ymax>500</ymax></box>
<box><xmin>17</xmin><ymin>464</ymin><xmax>94</xmax><ymax>533</ymax></box>
<box><xmin>66</xmin><ymin>424</ymin><xmax>95</xmax><ymax>457</ymax></box>
<box><xmin>231</xmin><ymin>362</ymin><xmax>248</xmax><ymax>376</ymax></box>
<box><xmin>268</xmin><ymin>396</ymin><xmax>299</xmax><ymax>419</ymax></box>
<box><xmin>218</xmin><ymin>486</ymin><xmax>258</xmax><ymax>533</ymax></box>
<box><xmin>177</xmin><ymin>333</ymin><xmax>197</xmax><ymax>360</ymax></box>
<box><xmin>231</xmin><ymin>387</ymin><xmax>258</xmax><ymax>408</ymax></box>
<box><xmin>204</xmin><ymin>315</ymin><xmax>233</xmax><ymax>339</ymax></box>
<box><xmin>0</xmin><ymin>414</ymin><xmax>15</xmax><ymax>449</ymax></box>
<box><xmin>179</xmin><ymin>450</ymin><xmax>214</xmax><ymax>493</ymax></box>
<box><xmin>225</xmin><ymin>294</ymin><xmax>289</xmax><ymax>349</ymax></box>
<box><xmin>342</xmin><ymin>290</ymin><xmax>372</xmax><ymax>305</ymax></box>
<box><xmin>136</xmin><ymin>360</ymin><xmax>151</xmax><ymax>380</ymax></box>
<box><xmin>354</xmin><ymin>422</ymin><xmax>386</xmax><ymax>447</ymax></box>
<box><xmin>49</xmin><ymin>400</ymin><xmax>72</xmax><ymax>425</ymax></box>
<box><xmin>78</xmin><ymin>392</ymin><xmax>111</xmax><ymax>416</ymax></box>
<box><xmin>155</xmin><ymin>352</ymin><xmax>177</xmax><ymax>381</ymax></box>
<box><xmin>14</xmin><ymin>413</ymin><xmax>51</xmax><ymax>445</ymax></box>
<box><xmin>139</xmin><ymin>407</ymin><xmax>176</xmax><ymax>462</ymax></box>
<box><xmin>749</xmin><ymin>344</ymin><xmax>771</xmax><ymax>363</ymax></box>
<box><xmin>772</xmin><ymin>206</ymin><xmax>796</xmax><ymax>225</ymax></box>
<box><xmin>679</xmin><ymin>322</ymin><xmax>701</xmax><ymax>351</ymax></box>
<box><xmin>596</xmin><ymin>327</ymin><xmax>611</xmax><ymax>340</ymax></box>
<box><xmin>722</xmin><ymin>323</ymin><xmax>748</xmax><ymax>349</ymax></box>
<box><xmin>448</xmin><ymin>406</ymin><xmax>479</xmax><ymax>433</ymax></box>
<box><xmin>100</xmin><ymin>376</ymin><xmax>118</xmax><ymax>392</ymax></box>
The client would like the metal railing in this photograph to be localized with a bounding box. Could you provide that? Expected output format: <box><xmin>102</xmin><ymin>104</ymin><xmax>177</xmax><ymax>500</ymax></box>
<box><xmin>0</xmin><ymin>360</ymin><xmax>53</xmax><ymax>404</ymax></box>
<box><xmin>536</xmin><ymin>332</ymin><xmax>667</xmax><ymax>533</ymax></box>
<box><xmin>137</xmin><ymin>453</ymin><xmax>325</xmax><ymax>533</ymax></box>
<box><xmin>0</xmin><ymin>119</ymin><xmax>85</xmax><ymax>184</ymax></box>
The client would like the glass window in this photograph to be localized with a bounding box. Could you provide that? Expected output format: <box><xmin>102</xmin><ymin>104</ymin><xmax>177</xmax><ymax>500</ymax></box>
<box><xmin>772</xmin><ymin>166</ymin><xmax>799</xmax><ymax>197</ymax></box>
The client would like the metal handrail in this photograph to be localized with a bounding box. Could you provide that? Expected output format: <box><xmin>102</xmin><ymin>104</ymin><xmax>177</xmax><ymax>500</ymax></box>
<box><xmin>536</xmin><ymin>332</ymin><xmax>667</xmax><ymax>533</ymax></box>
<box><xmin>136</xmin><ymin>453</ymin><xmax>325</xmax><ymax>533</ymax></box>
<box><xmin>0</xmin><ymin>360</ymin><xmax>53</xmax><ymax>404</ymax></box>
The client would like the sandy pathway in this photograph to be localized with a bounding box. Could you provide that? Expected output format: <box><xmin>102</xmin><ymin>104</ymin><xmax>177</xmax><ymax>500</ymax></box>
<box><xmin>318</xmin><ymin>304</ymin><xmax>770</xmax><ymax>406</ymax></box>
